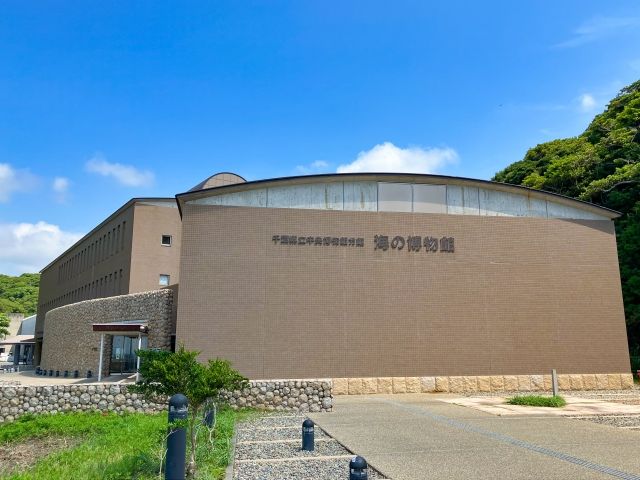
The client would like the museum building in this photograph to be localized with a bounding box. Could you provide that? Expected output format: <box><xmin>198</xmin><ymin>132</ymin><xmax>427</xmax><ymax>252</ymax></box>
<box><xmin>36</xmin><ymin>172</ymin><xmax>633</xmax><ymax>392</ymax></box>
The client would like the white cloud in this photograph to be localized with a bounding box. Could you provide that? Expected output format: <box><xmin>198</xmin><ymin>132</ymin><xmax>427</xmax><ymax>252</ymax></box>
<box><xmin>85</xmin><ymin>155</ymin><xmax>154</xmax><ymax>187</ymax></box>
<box><xmin>295</xmin><ymin>160</ymin><xmax>330</xmax><ymax>175</ymax></box>
<box><xmin>554</xmin><ymin>16</ymin><xmax>640</xmax><ymax>48</ymax></box>
<box><xmin>0</xmin><ymin>163</ymin><xmax>38</xmax><ymax>202</ymax></box>
<box><xmin>336</xmin><ymin>142</ymin><xmax>458</xmax><ymax>174</ymax></box>
<box><xmin>0</xmin><ymin>222</ymin><xmax>83</xmax><ymax>275</ymax></box>
<box><xmin>52</xmin><ymin>177</ymin><xmax>69</xmax><ymax>193</ymax></box>
<box><xmin>52</xmin><ymin>177</ymin><xmax>70</xmax><ymax>203</ymax></box>
<box><xmin>579</xmin><ymin>93</ymin><xmax>597</xmax><ymax>112</ymax></box>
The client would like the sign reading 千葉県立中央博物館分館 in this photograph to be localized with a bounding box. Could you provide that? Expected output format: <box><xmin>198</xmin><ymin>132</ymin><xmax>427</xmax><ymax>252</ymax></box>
<box><xmin>270</xmin><ymin>235</ymin><xmax>455</xmax><ymax>253</ymax></box>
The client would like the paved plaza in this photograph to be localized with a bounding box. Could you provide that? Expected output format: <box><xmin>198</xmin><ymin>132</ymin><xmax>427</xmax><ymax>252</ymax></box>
<box><xmin>310</xmin><ymin>394</ymin><xmax>640</xmax><ymax>480</ymax></box>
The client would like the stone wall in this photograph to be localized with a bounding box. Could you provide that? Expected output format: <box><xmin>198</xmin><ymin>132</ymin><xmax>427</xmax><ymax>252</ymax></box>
<box><xmin>41</xmin><ymin>289</ymin><xmax>174</xmax><ymax>376</ymax></box>
<box><xmin>0</xmin><ymin>379</ymin><xmax>333</xmax><ymax>423</ymax></box>
<box><xmin>332</xmin><ymin>373</ymin><xmax>635</xmax><ymax>394</ymax></box>
<box><xmin>221</xmin><ymin>380</ymin><xmax>333</xmax><ymax>413</ymax></box>
<box><xmin>0</xmin><ymin>383</ymin><xmax>164</xmax><ymax>423</ymax></box>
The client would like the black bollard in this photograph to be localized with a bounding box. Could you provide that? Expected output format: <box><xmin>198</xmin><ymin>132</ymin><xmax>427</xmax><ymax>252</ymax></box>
<box><xmin>302</xmin><ymin>419</ymin><xmax>314</xmax><ymax>451</ymax></box>
<box><xmin>55</xmin><ymin>370</ymin><xmax>60</xmax><ymax>377</ymax></box>
<box><xmin>203</xmin><ymin>409</ymin><xmax>214</xmax><ymax>428</ymax></box>
<box><xmin>35</xmin><ymin>367</ymin><xmax>40</xmax><ymax>375</ymax></box>
<box><xmin>349</xmin><ymin>456</ymin><xmax>368</xmax><ymax>480</ymax></box>
<box><xmin>48</xmin><ymin>370</ymin><xmax>53</xmax><ymax>376</ymax></box>
<box><xmin>64</xmin><ymin>370</ymin><xmax>69</xmax><ymax>378</ymax></box>
<box><xmin>73</xmin><ymin>370</ymin><xmax>79</xmax><ymax>378</ymax></box>
<box><xmin>166</xmin><ymin>393</ymin><xmax>188</xmax><ymax>480</ymax></box>
<box><xmin>86</xmin><ymin>370</ymin><xmax>92</xmax><ymax>378</ymax></box>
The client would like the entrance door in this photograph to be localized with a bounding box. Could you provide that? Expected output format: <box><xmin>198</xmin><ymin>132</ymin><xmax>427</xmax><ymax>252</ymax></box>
<box><xmin>110</xmin><ymin>335</ymin><xmax>147</xmax><ymax>374</ymax></box>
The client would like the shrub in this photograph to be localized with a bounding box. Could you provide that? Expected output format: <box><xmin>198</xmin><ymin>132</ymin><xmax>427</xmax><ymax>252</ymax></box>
<box><xmin>129</xmin><ymin>346</ymin><xmax>248</xmax><ymax>478</ymax></box>
<box><xmin>506</xmin><ymin>395</ymin><xmax>566</xmax><ymax>408</ymax></box>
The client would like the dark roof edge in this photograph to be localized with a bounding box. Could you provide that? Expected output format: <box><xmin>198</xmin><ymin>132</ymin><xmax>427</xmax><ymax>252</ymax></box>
<box><xmin>40</xmin><ymin>197</ymin><xmax>176</xmax><ymax>273</ymax></box>
<box><xmin>175</xmin><ymin>172</ymin><xmax>621</xmax><ymax>218</ymax></box>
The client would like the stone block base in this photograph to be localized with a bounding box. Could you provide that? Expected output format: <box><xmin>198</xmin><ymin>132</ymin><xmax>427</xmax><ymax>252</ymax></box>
<box><xmin>331</xmin><ymin>373</ymin><xmax>634</xmax><ymax>395</ymax></box>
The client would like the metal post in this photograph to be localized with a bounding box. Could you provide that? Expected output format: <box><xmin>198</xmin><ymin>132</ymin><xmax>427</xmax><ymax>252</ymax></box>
<box><xmin>349</xmin><ymin>456</ymin><xmax>368</xmax><ymax>480</ymax></box>
<box><xmin>552</xmin><ymin>369</ymin><xmax>558</xmax><ymax>397</ymax></box>
<box><xmin>135</xmin><ymin>332</ymin><xmax>142</xmax><ymax>383</ymax></box>
<box><xmin>302</xmin><ymin>419</ymin><xmax>314</xmax><ymax>451</ymax></box>
<box><xmin>166</xmin><ymin>394</ymin><xmax>188</xmax><ymax>480</ymax></box>
<box><xmin>97</xmin><ymin>333</ymin><xmax>105</xmax><ymax>382</ymax></box>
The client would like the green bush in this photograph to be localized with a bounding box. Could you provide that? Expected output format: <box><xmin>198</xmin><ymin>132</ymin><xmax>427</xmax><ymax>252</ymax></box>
<box><xmin>506</xmin><ymin>395</ymin><xmax>566</xmax><ymax>408</ymax></box>
<box><xmin>129</xmin><ymin>346</ymin><xmax>248</xmax><ymax>478</ymax></box>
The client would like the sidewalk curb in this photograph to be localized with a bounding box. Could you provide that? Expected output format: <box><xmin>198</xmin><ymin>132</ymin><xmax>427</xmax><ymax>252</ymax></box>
<box><xmin>224</xmin><ymin>430</ymin><xmax>238</xmax><ymax>480</ymax></box>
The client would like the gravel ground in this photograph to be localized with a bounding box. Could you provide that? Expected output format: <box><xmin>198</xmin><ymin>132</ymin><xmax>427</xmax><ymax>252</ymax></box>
<box><xmin>236</xmin><ymin>425</ymin><xmax>329</xmax><ymax>442</ymax></box>
<box><xmin>570</xmin><ymin>415</ymin><xmax>640</xmax><ymax>429</ymax></box>
<box><xmin>232</xmin><ymin>413</ymin><xmax>387</xmax><ymax>479</ymax></box>
<box><xmin>236</xmin><ymin>415</ymin><xmax>312</xmax><ymax>429</ymax></box>
<box><xmin>235</xmin><ymin>439</ymin><xmax>350</xmax><ymax>460</ymax></box>
<box><xmin>234</xmin><ymin>458</ymin><xmax>386</xmax><ymax>480</ymax></box>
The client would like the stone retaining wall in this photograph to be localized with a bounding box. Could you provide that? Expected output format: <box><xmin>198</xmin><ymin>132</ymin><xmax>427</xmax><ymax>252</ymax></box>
<box><xmin>0</xmin><ymin>383</ymin><xmax>164</xmax><ymax>423</ymax></box>
<box><xmin>221</xmin><ymin>380</ymin><xmax>333</xmax><ymax>413</ymax></box>
<box><xmin>332</xmin><ymin>373</ymin><xmax>634</xmax><ymax>395</ymax></box>
<box><xmin>41</xmin><ymin>289</ymin><xmax>174</xmax><ymax>376</ymax></box>
<box><xmin>0</xmin><ymin>379</ymin><xmax>333</xmax><ymax>423</ymax></box>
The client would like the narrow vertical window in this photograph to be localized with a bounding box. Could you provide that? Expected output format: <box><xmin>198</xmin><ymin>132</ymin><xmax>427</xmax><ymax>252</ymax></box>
<box><xmin>121</xmin><ymin>221</ymin><xmax>126</xmax><ymax>251</ymax></box>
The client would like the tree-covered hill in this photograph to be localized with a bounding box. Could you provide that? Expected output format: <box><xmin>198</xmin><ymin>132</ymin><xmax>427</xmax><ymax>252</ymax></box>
<box><xmin>0</xmin><ymin>273</ymin><xmax>40</xmax><ymax>316</ymax></box>
<box><xmin>494</xmin><ymin>80</ymin><xmax>640</xmax><ymax>354</ymax></box>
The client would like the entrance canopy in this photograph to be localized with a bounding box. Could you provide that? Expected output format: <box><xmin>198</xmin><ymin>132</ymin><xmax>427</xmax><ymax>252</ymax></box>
<box><xmin>92</xmin><ymin>320</ymin><xmax>148</xmax><ymax>336</ymax></box>
<box><xmin>91</xmin><ymin>320</ymin><xmax>148</xmax><ymax>382</ymax></box>
<box><xmin>0</xmin><ymin>335</ymin><xmax>35</xmax><ymax>346</ymax></box>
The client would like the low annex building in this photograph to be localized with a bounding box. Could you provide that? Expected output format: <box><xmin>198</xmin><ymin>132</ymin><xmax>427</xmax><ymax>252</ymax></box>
<box><xmin>37</xmin><ymin>172</ymin><xmax>633</xmax><ymax>392</ymax></box>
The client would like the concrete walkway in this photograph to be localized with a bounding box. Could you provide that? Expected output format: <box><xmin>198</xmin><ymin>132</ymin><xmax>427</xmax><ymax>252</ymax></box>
<box><xmin>443</xmin><ymin>395</ymin><xmax>640</xmax><ymax>416</ymax></box>
<box><xmin>0</xmin><ymin>370</ymin><xmax>135</xmax><ymax>385</ymax></box>
<box><xmin>310</xmin><ymin>394</ymin><xmax>640</xmax><ymax>480</ymax></box>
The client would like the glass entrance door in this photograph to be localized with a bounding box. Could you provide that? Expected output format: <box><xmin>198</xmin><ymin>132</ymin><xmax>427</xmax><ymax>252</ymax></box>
<box><xmin>110</xmin><ymin>335</ymin><xmax>147</xmax><ymax>374</ymax></box>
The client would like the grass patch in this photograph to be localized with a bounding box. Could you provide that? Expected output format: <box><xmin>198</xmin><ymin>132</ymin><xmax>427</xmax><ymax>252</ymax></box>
<box><xmin>506</xmin><ymin>395</ymin><xmax>567</xmax><ymax>408</ymax></box>
<box><xmin>0</xmin><ymin>408</ymin><xmax>253</xmax><ymax>480</ymax></box>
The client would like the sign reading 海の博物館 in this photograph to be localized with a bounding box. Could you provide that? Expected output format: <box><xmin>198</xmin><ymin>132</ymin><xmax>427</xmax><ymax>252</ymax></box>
<box><xmin>271</xmin><ymin>235</ymin><xmax>455</xmax><ymax>253</ymax></box>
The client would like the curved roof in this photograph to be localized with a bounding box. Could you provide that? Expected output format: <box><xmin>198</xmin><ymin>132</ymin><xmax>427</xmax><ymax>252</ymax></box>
<box><xmin>189</xmin><ymin>172</ymin><xmax>246</xmax><ymax>192</ymax></box>
<box><xmin>177</xmin><ymin>172</ymin><xmax>620</xmax><ymax>220</ymax></box>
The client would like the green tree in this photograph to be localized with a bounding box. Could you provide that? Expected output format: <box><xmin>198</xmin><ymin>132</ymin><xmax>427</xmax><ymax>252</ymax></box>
<box><xmin>0</xmin><ymin>273</ymin><xmax>40</xmax><ymax>315</ymax></box>
<box><xmin>0</xmin><ymin>313</ymin><xmax>10</xmax><ymax>338</ymax></box>
<box><xmin>494</xmin><ymin>79</ymin><xmax>640</xmax><ymax>353</ymax></box>
<box><xmin>129</xmin><ymin>346</ymin><xmax>248</xmax><ymax>477</ymax></box>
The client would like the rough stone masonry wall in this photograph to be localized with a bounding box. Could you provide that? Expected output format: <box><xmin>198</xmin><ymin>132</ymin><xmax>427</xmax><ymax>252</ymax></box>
<box><xmin>332</xmin><ymin>373</ymin><xmax>635</xmax><ymax>394</ymax></box>
<box><xmin>0</xmin><ymin>380</ymin><xmax>332</xmax><ymax>423</ymax></box>
<box><xmin>0</xmin><ymin>384</ymin><xmax>164</xmax><ymax>423</ymax></box>
<box><xmin>220</xmin><ymin>380</ymin><xmax>333</xmax><ymax>413</ymax></box>
<box><xmin>41</xmin><ymin>289</ymin><xmax>173</xmax><ymax>376</ymax></box>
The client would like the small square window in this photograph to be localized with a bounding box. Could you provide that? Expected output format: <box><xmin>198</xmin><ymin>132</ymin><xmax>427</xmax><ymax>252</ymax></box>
<box><xmin>161</xmin><ymin>235</ymin><xmax>172</xmax><ymax>246</ymax></box>
<box><xmin>159</xmin><ymin>274</ymin><xmax>170</xmax><ymax>286</ymax></box>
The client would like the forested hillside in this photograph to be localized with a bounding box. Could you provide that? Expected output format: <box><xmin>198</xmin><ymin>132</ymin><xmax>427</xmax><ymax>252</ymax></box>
<box><xmin>0</xmin><ymin>273</ymin><xmax>40</xmax><ymax>316</ymax></box>
<box><xmin>494</xmin><ymin>80</ymin><xmax>640</xmax><ymax>354</ymax></box>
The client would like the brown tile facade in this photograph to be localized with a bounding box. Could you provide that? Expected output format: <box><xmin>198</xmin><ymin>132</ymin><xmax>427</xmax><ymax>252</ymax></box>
<box><xmin>36</xmin><ymin>199</ymin><xmax>181</xmax><ymax>364</ymax></box>
<box><xmin>176</xmin><ymin>204</ymin><xmax>630</xmax><ymax>379</ymax></box>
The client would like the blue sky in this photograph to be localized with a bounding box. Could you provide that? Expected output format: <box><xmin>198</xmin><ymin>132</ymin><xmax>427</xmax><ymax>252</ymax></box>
<box><xmin>1</xmin><ymin>1</ymin><xmax>639</xmax><ymax>274</ymax></box>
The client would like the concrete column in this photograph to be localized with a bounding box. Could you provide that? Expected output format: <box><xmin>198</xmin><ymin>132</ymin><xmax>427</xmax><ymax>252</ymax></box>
<box><xmin>97</xmin><ymin>333</ymin><xmax>105</xmax><ymax>382</ymax></box>
<box><xmin>13</xmin><ymin>344</ymin><xmax>21</xmax><ymax>365</ymax></box>
<box><xmin>135</xmin><ymin>333</ymin><xmax>142</xmax><ymax>383</ymax></box>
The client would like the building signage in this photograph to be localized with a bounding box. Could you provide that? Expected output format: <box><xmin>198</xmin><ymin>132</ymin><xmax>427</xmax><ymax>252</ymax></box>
<box><xmin>272</xmin><ymin>235</ymin><xmax>455</xmax><ymax>253</ymax></box>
